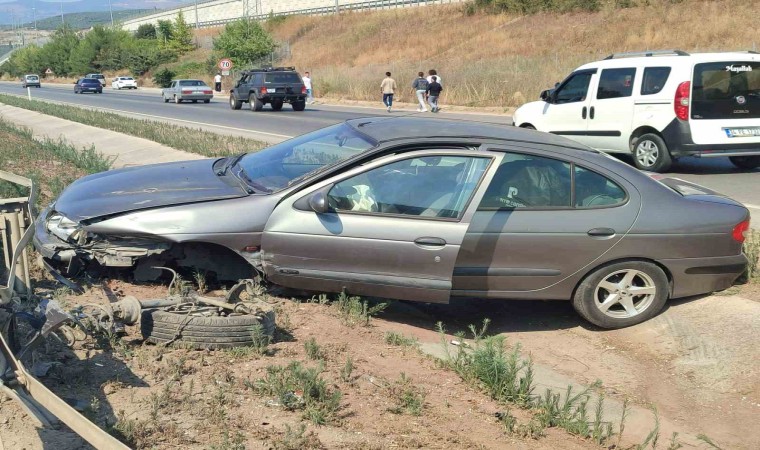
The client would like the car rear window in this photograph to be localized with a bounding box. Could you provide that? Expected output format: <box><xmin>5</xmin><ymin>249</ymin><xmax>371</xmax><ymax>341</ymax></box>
<box><xmin>692</xmin><ymin>61</ymin><xmax>760</xmax><ymax>119</ymax></box>
<box><xmin>179</xmin><ymin>80</ymin><xmax>207</xmax><ymax>87</ymax></box>
<box><xmin>264</xmin><ymin>73</ymin><xmax>302</xmax><ymax>84</ymax></box>
<box><xmin>650</xmin><ymin>176</ymin><xmax>718</xmax><ymax>196</ymax></box>
<box><xmin>82</xmin><ymin>79</ymin><xmax>100</xmax><ymax>84</ymax></box>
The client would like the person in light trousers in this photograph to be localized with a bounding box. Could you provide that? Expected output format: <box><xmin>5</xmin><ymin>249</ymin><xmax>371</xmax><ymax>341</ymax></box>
<box><xmin>412</xmin><ymin>72</ymin><xmax>429</xmax><ymax>112</ymax></box>
<box><xmin>427</xmin><ymin>76</ymin><xmax>443</xmax><ymax>113</ymax></box>
<box><xmin>303</xmin><ymin>71</ymin><xmax>313</xmax><ymax>104</ymax></box>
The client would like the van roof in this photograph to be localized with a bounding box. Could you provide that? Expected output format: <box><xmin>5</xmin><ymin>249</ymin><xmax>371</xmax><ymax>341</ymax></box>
<box><xmin>576</xmin><ymin>51</ymin><xmax>759</xmax><ymax>71</ymax></box>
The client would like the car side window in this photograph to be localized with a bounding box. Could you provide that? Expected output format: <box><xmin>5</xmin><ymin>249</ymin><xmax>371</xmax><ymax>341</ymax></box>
<box><xmin>641</xmin><ymin>67</ymin><xmax>671</xmax><ymax>95</ymax></box>
<box><xmin>597</xmin><ymin>68</ymin><xmax>636</xmax><ymax>100</ymax></box>
<box><xmin>554</xmin><ymin>72</ymin><xmax>593</xmax><ymax>104</ymax></box>
<box><xmin>574</xmin><ymin>166</ymin><xmax>626</xmax><ymax>207</ymax></box>
<box><xmin>328</xmin><ymin>155</ymin><xmax>490</xmax><ymax>219</ymax></box>
<box><xmin>479</xmin><ymin>153</ymin><xmax>571</xmax><ymax>209</ymax></box>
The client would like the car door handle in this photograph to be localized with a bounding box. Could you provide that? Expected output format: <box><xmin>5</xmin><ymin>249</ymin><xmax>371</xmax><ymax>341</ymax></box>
<box><xmin>414</xmin><ymin>237</ymin><xmax>446</xmax><ymax>247</ymax></box>
<box><xmin>582</xmin><ymin>106</ymin><xmax>587</xmax><ymax>119</ymax></box>
<box><xmin>589</xmin><ymin>106</ymin><xmax>595</xmax><ymax>119</ymax></box>
<box><xmin>587</xmin><ymin>228</ymin><xmax>615</xmax><ymax>237</ymax></box>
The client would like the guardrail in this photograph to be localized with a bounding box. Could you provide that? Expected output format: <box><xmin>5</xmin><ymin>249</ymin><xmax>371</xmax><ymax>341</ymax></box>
<box><xmin>124</xmin><ymin>0</ymin><xmax>459</xmax><ymax>29</ymax></box>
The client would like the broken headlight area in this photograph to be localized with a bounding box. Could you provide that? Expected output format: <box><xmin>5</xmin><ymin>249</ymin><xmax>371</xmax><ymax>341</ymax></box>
<box><xmin>45</xmin><ymin>212</ymin><xmax>84</xmax><ymax>243</ymax></box>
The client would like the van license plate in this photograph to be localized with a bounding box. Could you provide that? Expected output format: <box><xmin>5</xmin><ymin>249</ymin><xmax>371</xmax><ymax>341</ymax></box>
<box><xmin>724</xmin><ymin>127</ymin><xmax>760</xmax><ymax>138</ymax></box>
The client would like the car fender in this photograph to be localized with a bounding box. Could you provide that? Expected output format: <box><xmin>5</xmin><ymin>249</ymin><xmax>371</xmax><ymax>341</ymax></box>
<box><xmin>513</xmin><ymin>101</ymin><xmax>548</xmax><ymax>129</ymax></box>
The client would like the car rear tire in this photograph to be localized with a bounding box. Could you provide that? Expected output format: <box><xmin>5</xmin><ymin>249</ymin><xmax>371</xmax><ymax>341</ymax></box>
<box><xmin>141</xmin><ymin>309</ymin><xmax>276</xmax><ymax>350</ymax></box>
<box><xmin>632</xmin><ymin>133</ymin><xmax>672</xmax><ymax>173</ymax></box>
<box><xmin>729</xmin><ymin>156</ymin><xmax>760</xmax><ymax>170</ymax></box>
<box><xmin>250</xmin><ymin>94</ymin><xmax>264</xmax><ymax>111</ymax></box>
<box><xmin>271</xmin><ymin>100</ymin><xmax>284</xmax><ymax>111</ymax></box>
<box><xmin>174</xmin><ymin>95</ymin><xmax>181</xmax><ymax>104</ymax></box>
<box><xmin>292</xmin><ymin>100</ymin><xmax>306</xmax><ymax>112</ymax></box>
<box><xmin>230</xmin><ymin>94</ymin><xmax>242</xmax><ymax>110</ymax></box>
<box><xmin>573</xmin><ymin>261</ymin><xmax>669</xmax><ymax>329</ymax></box>
<box><xmin>204</xmin><ymin>99</ymin><xmax>211</xmax><ymax>104</ymax></box>
<box><xmin>163</xmin><ymin>96</ymin><xmax>169</xmax><ymax>103</ymax></box>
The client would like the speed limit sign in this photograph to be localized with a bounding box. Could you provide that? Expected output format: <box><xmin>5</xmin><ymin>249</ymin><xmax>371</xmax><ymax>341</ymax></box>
<box><xmin>218</xmin><ymin>58</ymin><xmax>233</xmax><ymax>71</ymax></box>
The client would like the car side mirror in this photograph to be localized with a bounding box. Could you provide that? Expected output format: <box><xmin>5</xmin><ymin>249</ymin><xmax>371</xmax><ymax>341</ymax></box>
<box><xmin>540</xmin><ymin>89</ymin><xmax>550</xmax><ymax>101</ymax></box>
<box><xmin>308</xmin><ymin>192</ymin><xmax>328</xmax><ymax>214</ymax></box>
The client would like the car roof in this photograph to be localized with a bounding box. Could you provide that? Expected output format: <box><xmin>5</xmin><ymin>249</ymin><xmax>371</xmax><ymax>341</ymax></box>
<box><xmin>576</xmin><ymin>51</ymin><xmax>759</xmax><ymax>70</ymax></box>
<box><xmin>173</xmin><ymin>79</ymin><xmax>205</xmax><ymax>82</ymax></box>
<box><xmin>345</xmin><ymin>116</ymin><xmax>595</xmax><ymax>153</ymax></box>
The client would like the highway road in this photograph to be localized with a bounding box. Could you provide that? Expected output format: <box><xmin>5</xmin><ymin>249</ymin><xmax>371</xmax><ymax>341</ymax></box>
<box><xmin>1</xmin><ymin>81</ymin><xmax>758</xmax><ymax>219</ymax></box>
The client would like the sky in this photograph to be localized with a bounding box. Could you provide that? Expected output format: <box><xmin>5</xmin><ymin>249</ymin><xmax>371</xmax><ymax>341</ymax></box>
<box><xmin>0</xmin><ymin>0</ymin><xmax>196</xmax><ymax>25</ymax></box>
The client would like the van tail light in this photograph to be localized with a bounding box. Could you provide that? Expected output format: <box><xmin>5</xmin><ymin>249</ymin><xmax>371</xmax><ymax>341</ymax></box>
<box><xmin>674</xmin><ymin>81</ymin><xmax>691</xmax><ymax>121</ymax></box>
<box><xmin>301</xmin><ymin>85</ymin><xmax>307</xmax><ymax>94</ymax></box>
<box><xmin>732</xmin><ymin>219</ymin><xmax>750</xmax><ymax>243</ymax></box>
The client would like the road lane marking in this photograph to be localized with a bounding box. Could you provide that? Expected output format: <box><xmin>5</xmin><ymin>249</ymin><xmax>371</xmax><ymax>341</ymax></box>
<box><xmin>0</xmin><ymin>90</ymin><xmax>295</xmax><ymax>140</ymax></box>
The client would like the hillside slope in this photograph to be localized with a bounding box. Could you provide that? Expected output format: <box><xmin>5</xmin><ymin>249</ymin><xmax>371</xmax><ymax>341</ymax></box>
<box><xmin>31</xmin><ymin>10</ymin><xmax>152</xmax><ymax>30</ymax></box>
<box><xmin>264</xmin><ymin>0</ymin><xmax>758</xmax><ymax>108</ymax></box>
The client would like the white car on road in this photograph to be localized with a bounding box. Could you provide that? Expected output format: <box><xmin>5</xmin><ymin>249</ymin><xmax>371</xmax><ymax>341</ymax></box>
<box><xmin>112</xmin><ymin>77</ymin><xmax>138</xmax><ymax>90</ymax></box>
<box><xmin>513</xmin><ymin>50</ymin><xmax>760</xmax><ymax>172</ymax></box>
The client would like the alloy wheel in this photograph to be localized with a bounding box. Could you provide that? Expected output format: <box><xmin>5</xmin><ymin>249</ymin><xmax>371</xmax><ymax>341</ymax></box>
<box><xmin>593</xmin><ymin>269</ymin><xmax>657</xmax><ymax>319</ymax></box>
<box><xmin>635</xmin><ymin>140</ymin><xmax>659</xmax><ymax>168</ymax></box>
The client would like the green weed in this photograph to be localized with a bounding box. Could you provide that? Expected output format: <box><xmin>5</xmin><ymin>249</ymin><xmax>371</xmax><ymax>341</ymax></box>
<box><xmin>384</xmin><ymin>331</ymin><xmax>418</xmax><ymax>347</ymax></box>
<box><xmin>387</xmin><ymin>373</ymin><xmax>426</xmax><ymax>416</ymax></box>
<box><xmin>334</xmin><ymin>291</ymin><xmax>388</xmax><ymax>327</ymax></box>
<box><xmin>340</xmin><ymin>356</ymin><xmax>355</xmax><ymax>383</ymax></box>
<box><xmin>304</xmin><ymin>337</ymin><xmax>323</xmax><ymax>360</ymax></box>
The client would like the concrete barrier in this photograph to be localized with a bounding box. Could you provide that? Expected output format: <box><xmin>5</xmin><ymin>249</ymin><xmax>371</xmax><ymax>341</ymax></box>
<box><xmin>121</xmin><ymin>0</ymin><xmax>463</xmax><ymax>31</ymax></box>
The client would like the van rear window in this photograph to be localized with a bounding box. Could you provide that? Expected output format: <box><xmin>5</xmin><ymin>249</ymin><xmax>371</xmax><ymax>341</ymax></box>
<box><xmin>692</xmin><ymin>61</ymin><xmax>760</xmax><ymax>119</ymax></box>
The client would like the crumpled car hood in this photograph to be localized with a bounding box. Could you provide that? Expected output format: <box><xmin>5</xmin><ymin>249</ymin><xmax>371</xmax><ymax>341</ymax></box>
<box><xmin>54</xmin><ymin>159</ymin><xmax>248</xmax><ymax>221</ymax></box>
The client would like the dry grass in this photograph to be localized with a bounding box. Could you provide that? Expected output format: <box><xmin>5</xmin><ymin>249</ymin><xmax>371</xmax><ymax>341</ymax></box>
<box><xmin>257</xmin><ymin>0</ymin><xmax>760</xmax><ymax>107</ymax></box>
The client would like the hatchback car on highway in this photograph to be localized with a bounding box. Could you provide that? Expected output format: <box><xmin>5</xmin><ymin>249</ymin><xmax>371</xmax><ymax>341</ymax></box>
<box><xmin>111</xmin><ymin>76</ymin><xmax>137</xmax><ymax>90</ymax></box>
<box><xmin>74</xmin><ymin>78</ymin><xmax>103</xmax><ymax>94</ymax></box>
<box><xmin>34</xmin><ymin>118</ymin><xmax>750</xmax><ymax>329</ymax></box>
<box><xmin>22</xmin><ymin>74</ymin><xmax>41</xmax><ymax>88</ymax></box>
<box><xmin>162</xmin><ymin>79</ymin><xmax>213</xmax><ymax>104</ymax></box>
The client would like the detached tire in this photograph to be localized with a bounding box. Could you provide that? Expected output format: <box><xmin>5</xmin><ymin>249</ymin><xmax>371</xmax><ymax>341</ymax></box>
<box><xmin>572</xmin><ymin>261</ymin><xmax>669</xmax><ymax>329</ymax></box>
<box><xmin>141</xmin><ymin>309</ymin><xmax>275</xmax><ymax>349</ymax></box>
<box><xmin>632</xmin><ymin>133</ymin><xmax>672</xmax><ymax>173</ymax></box>
<box><xmin>729</xmin><ymin>156</ymin><xmax>760</xmax><ymax>170</ymax></box>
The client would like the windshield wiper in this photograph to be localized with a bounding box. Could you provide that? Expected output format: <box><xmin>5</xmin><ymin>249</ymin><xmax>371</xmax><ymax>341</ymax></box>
<box><xmin>216</xmin><ymin>153</ymin><xmax>246</xmax><ymax>176</ymax></box>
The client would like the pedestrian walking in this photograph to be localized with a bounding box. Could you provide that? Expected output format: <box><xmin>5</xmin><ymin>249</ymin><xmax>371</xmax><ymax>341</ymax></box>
<box><xmin>426</xmin><ymin>69</ymin><xmax>441</xmax><ymax>86</ymax></box>
<box><xmin>412</xmin><ymin>72</ymin><xmax>429</xmax><ymax>112</ymax></box>
<box><xmin>381</xmin><ymin>72</ymin><xmax>397</xmax><ymax>112</ymax></box>
<box><xmin>214</xmin><ymin>72</ymin><xmax>222</xmax><ymax>92</ymax></box>
<box><xmin>303</xmin><ymin>71</ymin><xmax>314</xmax><ymax>104</ymax></box>
<box><xmin>427</xmin><ymin>76</ymin><xmax>443</xmax><ymax>113</ymax></box>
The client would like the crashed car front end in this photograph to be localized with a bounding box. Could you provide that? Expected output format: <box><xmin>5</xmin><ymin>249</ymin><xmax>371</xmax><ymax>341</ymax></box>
<box><xmin>34</xmin><ymin>205</ymin><xmax>172</xmax><ymax>274</ymax></box>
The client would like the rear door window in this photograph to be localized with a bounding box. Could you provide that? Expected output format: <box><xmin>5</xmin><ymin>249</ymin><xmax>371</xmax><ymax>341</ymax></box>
<box><xmin>641</xmin><ymin>67</ymin><xmax>671</xmax><ymax>95</ymax></box>
<box><xmin>597</xmin><ymin>68</ymin><xmax>636</xmax><ymax>100</ymax></box>
<box><xmin>692</xmin><ymin>61</ymin><xmax>760</xmax><ymax>119</ymax></box>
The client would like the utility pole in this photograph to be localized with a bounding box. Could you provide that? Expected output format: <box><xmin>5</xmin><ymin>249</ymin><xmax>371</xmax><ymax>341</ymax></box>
<box><xmin>194</xmin><ymin>0</ymin><xmax>199</xmax><ymax>29</ymax></box>
<box><xmin>108</xmin><ymin>0</ymin><xmax>114</xmax><ymax>27</ymax></box>
<box><xmin>335</xmin><ymin>0</ymin><xmax>339</xmax><ymax>14</ymax></box>
<box><xmin>60</xmin><ymin>1</ymin><xmax>65</xmax><ymax>26</ymax></box>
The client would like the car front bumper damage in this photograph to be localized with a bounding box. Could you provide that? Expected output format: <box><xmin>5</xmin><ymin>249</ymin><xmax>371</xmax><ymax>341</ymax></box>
<box><xmin>33</xmin><ymin>207</ymin><xmax>171</xmax><ymax>275</ymax></box>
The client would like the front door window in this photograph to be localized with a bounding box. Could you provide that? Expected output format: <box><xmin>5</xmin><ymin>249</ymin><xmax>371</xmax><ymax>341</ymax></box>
<box><xmin>328</xmin><ymin>155</ymin><xmax>490</xmax><ymax>219</ymax></box>
<box><xmin>554</xmin><ymin>72</ymin><xmax>594</xmax><ymax>104</ymax></box>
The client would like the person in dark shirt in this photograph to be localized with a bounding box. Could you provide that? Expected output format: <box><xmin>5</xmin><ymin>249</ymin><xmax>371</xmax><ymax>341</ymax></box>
<box><xmin>426</xmin><ymin>76</ymin><xmax>443</xmax><ymax>113</ymax></box>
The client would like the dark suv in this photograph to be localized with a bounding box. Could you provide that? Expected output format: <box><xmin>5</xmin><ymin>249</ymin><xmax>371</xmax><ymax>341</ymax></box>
<box><xmin>229</xmin><ymin>67</ymin><xmax>307</xmax><ymax>112</ymax></box>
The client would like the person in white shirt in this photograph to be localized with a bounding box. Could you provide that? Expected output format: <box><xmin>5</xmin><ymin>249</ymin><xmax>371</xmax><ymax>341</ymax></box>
<box><xmin>214</xmin><ymin>73</ymin><xmax>222</xmax><ymax>92</ymax></box>
<box><xmin>303</xmin><ymin>71</ymin><xmax>313</xmax><ymax>104</ymax></box>
<box><xmin>426</xmin><ymin>69</ymin><xmax>441</xmax><ymax>86</ymax></box>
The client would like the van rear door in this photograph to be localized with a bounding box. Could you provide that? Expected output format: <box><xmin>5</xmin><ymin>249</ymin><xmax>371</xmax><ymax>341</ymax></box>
<box><xmin>690</xmin><ymin>60</ymin><xmax>760</xmax><ymax>145</ymax></box>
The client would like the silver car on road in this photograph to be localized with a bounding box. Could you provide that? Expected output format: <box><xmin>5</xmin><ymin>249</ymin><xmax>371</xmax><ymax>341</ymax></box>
<box><xmin>34</xmin><ymin>118</ymin><xmax>750</xmax><ymax>329</ymax></box>
<box><xmin>162</xmin><ymin>79</ymin><xmax>213</xmax><ymax>104</ymax></box>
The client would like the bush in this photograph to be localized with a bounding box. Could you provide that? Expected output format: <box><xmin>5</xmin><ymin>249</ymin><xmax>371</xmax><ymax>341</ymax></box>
<box><xmin>152</xmin><ymin>68</ymin><xmax>176</xmax><ymax>88</ymax></box>
<box><xmin>213</xmin><ymin>19</ymin><xmax>276</xmax><ymax>67</ymax></box>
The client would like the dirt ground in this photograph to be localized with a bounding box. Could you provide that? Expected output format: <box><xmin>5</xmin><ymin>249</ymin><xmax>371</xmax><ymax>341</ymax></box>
<box><xmin>0</xmin><ymin>277</ymin><xmax>758</xmax><ymax>450</ymax></box>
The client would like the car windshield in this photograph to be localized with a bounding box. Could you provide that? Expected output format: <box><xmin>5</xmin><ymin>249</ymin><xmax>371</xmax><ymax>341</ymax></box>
<box><xmin>236</xmin><ymin>124</ymin><xmax>375</xmax><ymax>193</ymax></box>
<box><xmin>179</xmin><ymin>80</ymin><xmax>207</xmax><ymax>87</ymax></box>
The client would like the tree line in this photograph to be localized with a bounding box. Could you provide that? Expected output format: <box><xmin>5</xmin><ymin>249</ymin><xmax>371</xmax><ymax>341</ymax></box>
<box><xmin>1</xmin><ymin>12</ymin><xmax>276</xmax><ymax>81</ymax></box>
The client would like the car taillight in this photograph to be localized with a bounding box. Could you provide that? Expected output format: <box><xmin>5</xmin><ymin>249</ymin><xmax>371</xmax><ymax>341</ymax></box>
<box><xmin>203</xmin><ymin>90</ymin><xmax>212</xmax><ymax>94</ymax></box>
<box><xmin>182</xmin><ymin>90</ymin><xmax>192</xmax><ymax>94</ymax></box>
<box><xmin>301</xmin><ymin>86</ymin><xmax>307</xmax><ymax>94</ymax></box>
<box><xmin>732</xmin><ymin>219</ymin><xmax>750</xmax><ymax>243</ymax></box>
<box><xmin>260</xmin><ymin>87</ymin><xmax>267</xmax><ymax>95</ymax></box>
<box><xmin>674</xmin><ymin>81</ymin><xmax>690</xmax><ymax>121</ymax></box>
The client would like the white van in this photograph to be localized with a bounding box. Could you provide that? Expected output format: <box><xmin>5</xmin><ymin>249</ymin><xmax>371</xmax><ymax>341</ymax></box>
<box><xmin>512</xmin><ymin>50</ymin><xmax>760</xmax><ymax>172</ymax></box>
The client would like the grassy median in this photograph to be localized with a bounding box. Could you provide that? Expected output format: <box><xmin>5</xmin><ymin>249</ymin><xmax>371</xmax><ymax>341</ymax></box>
<box><xmin>0</xmin><ymin>119</ymin><xmax>112</xmax><ymax>205</ymax></box>
<box><xmin>0</xmin><ymin>93</ymin><xmax>268</xmax><ymax>158</ymax></box>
